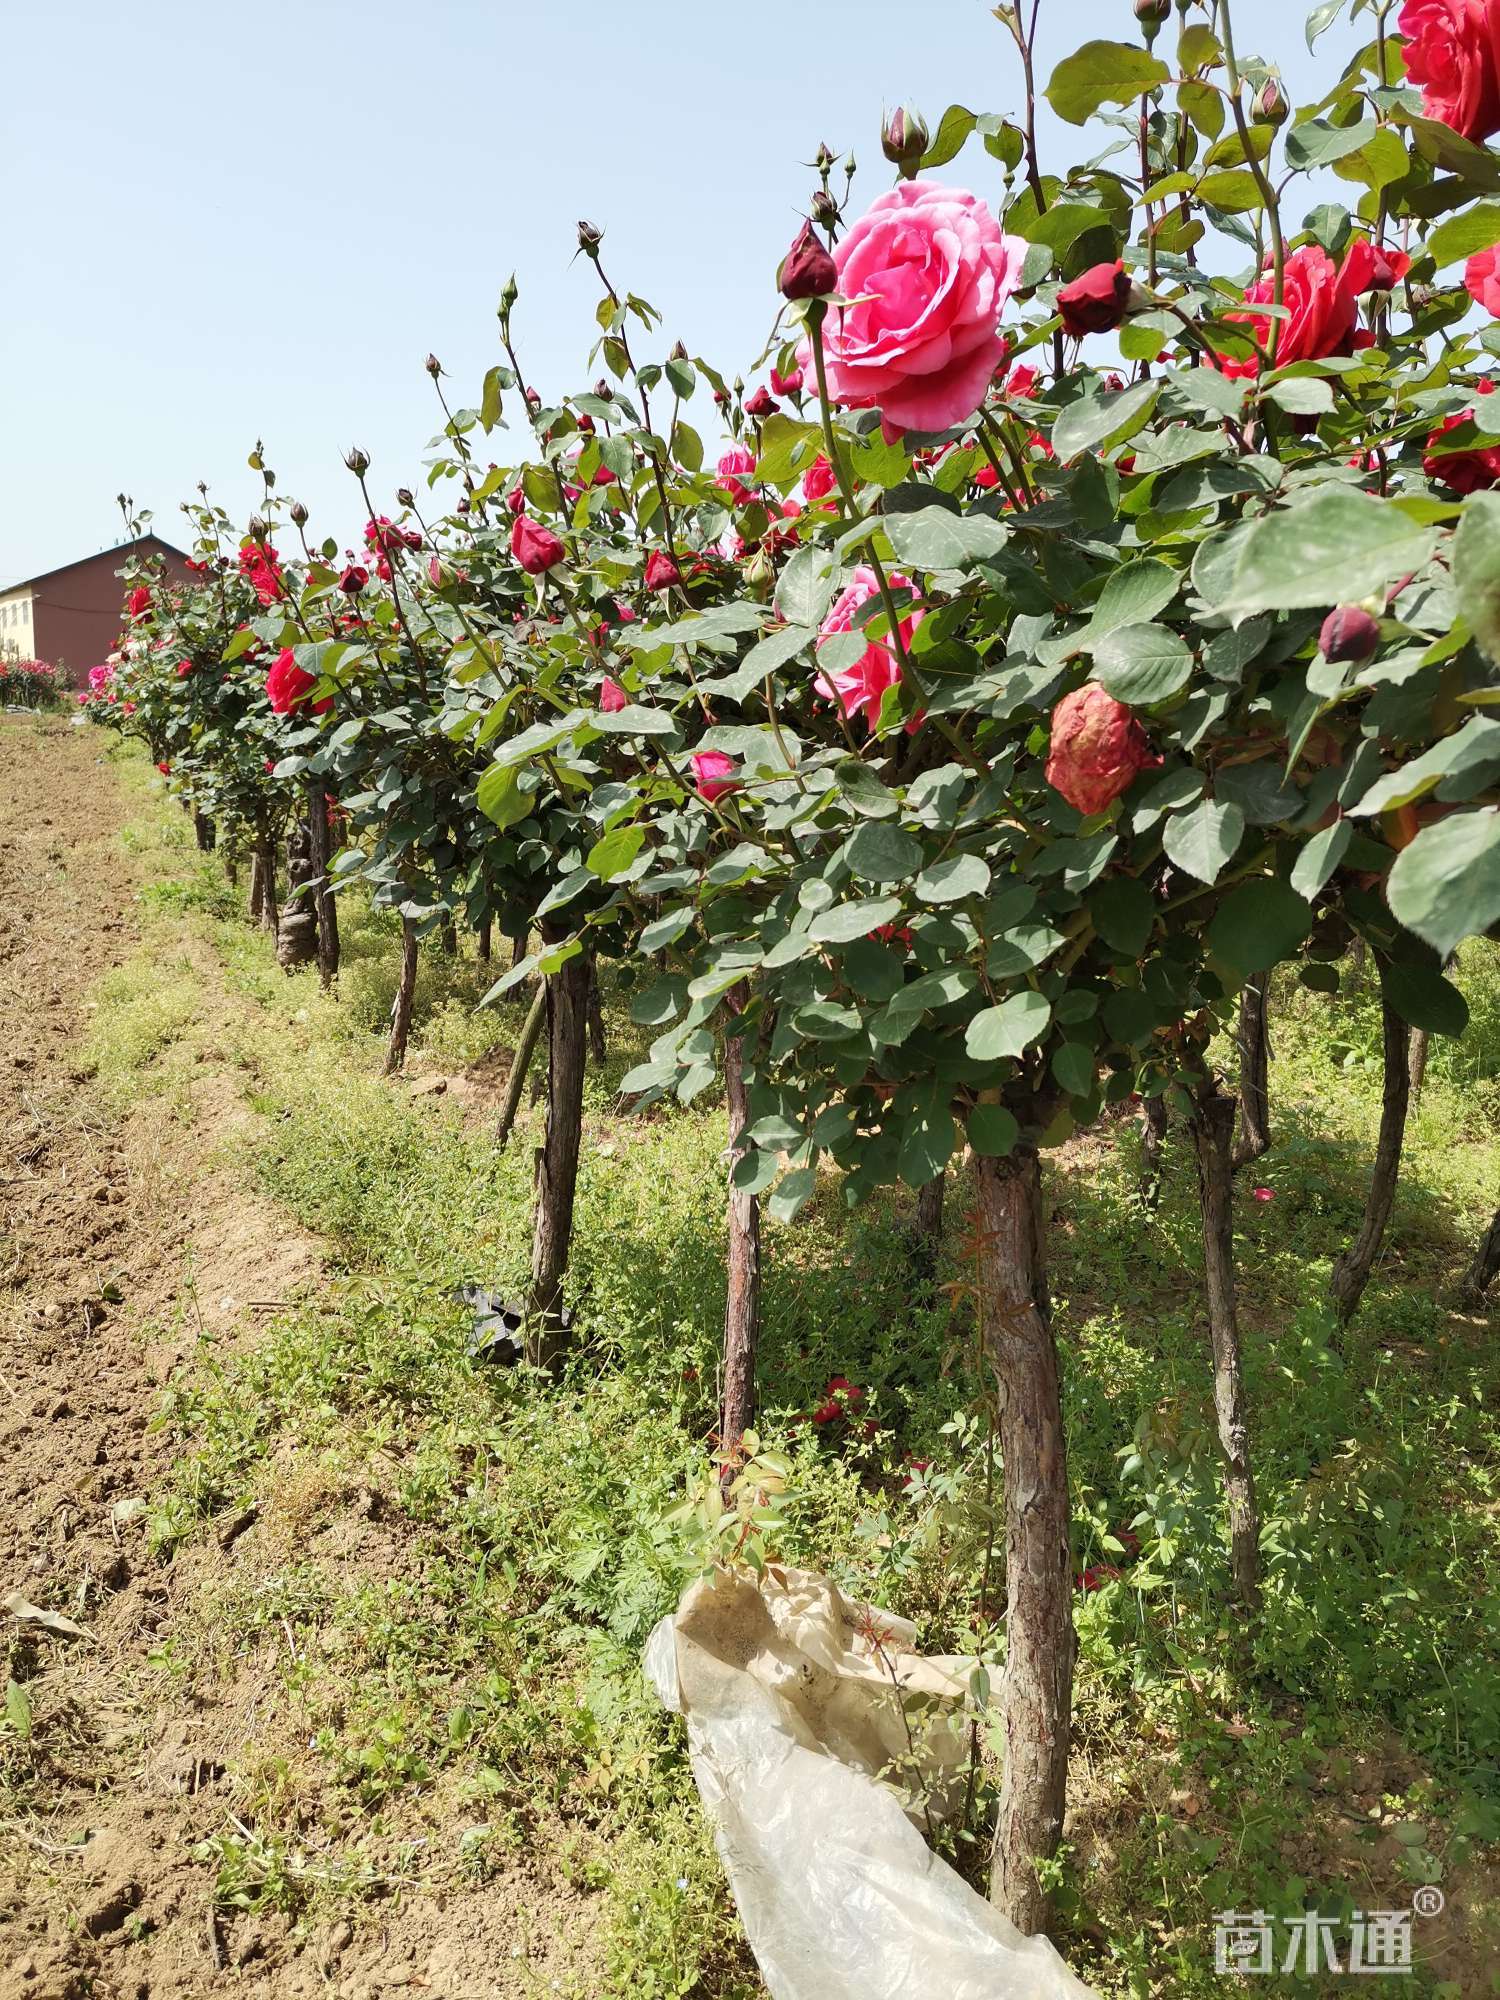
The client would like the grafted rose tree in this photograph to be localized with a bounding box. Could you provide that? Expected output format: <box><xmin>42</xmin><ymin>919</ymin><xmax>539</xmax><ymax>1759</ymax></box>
<box><xmin>473</xmin><ymin>0</ymin><xmax>1500</xmax><ymax>1938</ymax></box>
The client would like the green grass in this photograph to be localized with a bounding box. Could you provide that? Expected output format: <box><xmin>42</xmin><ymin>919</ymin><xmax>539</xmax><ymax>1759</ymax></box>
<box><xmin>79</xmin><ymin>741</ymin><xmax>1500</xmax><ymax>1997</ymax></box>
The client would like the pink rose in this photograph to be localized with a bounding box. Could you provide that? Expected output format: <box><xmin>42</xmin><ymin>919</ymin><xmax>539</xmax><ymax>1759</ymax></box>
<box><xmin>1045</xmin><ymin>683</ymin><xmax>1161</xmax><ymax>816</ymax></box>
<box><xmin>798</xmin><ymin>181</ymin><xmax>1024</xmax><ymax>438</ymax></box>
<box><xmin>813</xmin><ymin>565</ymin><xmax>922</xmax><ymax>729</ymax></box>
<box><xmin>1400</xmin><ymin>0</ymin><xmax>1500</xmax><ymax>139</ymax></box>
<box><xmin>1252</xmin><ymin>1187</ymin><xmax>1275</xmax><ymax>1203</ymax></box>
<box><xmin>802</xmin><ymin>454</ymin><xmax>837</xmax><ymax>504</ymax></box>
<box><xmin>599</xmin><ymin>676</ymin><xmax>628</xmax><ymax>712</ymax></box>
<box><xmin>771</xmin><ymin>363</ymin><xmax>804</xmax><ymax>396</ymax></box>
<box><xmin>716</xmin><ymin>446</ymin><xmax>757</xmax><ymax>507</ymax></box>
<box><xmin>511</xmin><ymin>515</ymin><xmax>566</xmax><ymax>575</ymax></box>
<box><xmin>1467</xmin><ymin>243</ymin><xmax>1500</xmax><ymax>313</ymax></box>
<box><xmin>691</xmin><ymin>750</ymin><xmax>739</xmax><ymax>802</ymax></box>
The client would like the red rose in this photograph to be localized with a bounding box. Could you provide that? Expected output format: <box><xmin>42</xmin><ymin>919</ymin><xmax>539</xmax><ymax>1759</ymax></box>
<box><xmin>690</xmin><ymin>750</ymin><xmax>739</xmax><ymax>802</ymax></box>
<box><xmin>1467</xmin><ymin>243</ymin><xmax>1500</xmax><ymax>314</ymax></box>
<box><xmin>1399</xmin><ymin>0</ymin><xmax>1500</xmax><ymax>140</ymax></box>
<box><xmin>1423</xmin><ymin>404</ymin><xmax>1500</xmax><ymax>491</ymax></box>
<box><xmin>265</xmin><ymin>647</ymin><xmax>332</xmax><ymax>716</ymax></box>
<box><xmin>1057</xmin><ymin>260</ymin><xmax>1132</xmax><ymax>337</ymax></box>
<box><xmin>510</xmin><ymin>515</ymin><xmax>566</xmax><ymax>575</ymax></box>
<box><xmin>126</xmin><ymin>584</ymin><xmax>152</xmax><ymax>622</ymax></box>
<box><xmin>1045</xmin><ymin>683</ymin><xmax>1162</xmax><ymax>816</ymax></box>
<box><xmin>338</xmin><ymin>563</ymin><xmax>368</xmax><ymax>595</ymax></box>
<box><xmin>156</xmin><ymin>760</ymin><xmax>170</xmax><ymax>775</ymax></box>
<box><xmin>238</xmin><ymin>541</ymin><xmax>283</xmax><ymax>606</ymax></box>
<box><xmin>744</xmin><ymin>384</ymin><xmax>779</xmax><ymax>419</ymax></box>
<box><xmin>599</xmin><ymin>676</ymin><xmax>628</xmax><ymax>712</ymax></box>
<box><xmin>644</xmin><ymin>549</ymin><xmax>681</xmax><ymax>591</ymax></box>
<box><xmin>1223</xmin><ymin>243</ymin><xmax>1362</xmax><ymax>370</ymax></box>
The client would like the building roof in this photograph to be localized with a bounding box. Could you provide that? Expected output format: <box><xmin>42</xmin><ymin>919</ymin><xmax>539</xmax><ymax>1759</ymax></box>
<box><xmin>1</xmin><ymin>534</ymin><xmax>190</xmax><ymax>596</ymax></box>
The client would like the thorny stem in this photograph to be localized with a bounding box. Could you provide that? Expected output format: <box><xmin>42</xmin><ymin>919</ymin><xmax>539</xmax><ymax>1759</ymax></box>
<box><xmin>1217</xmin><ymin>0</ymin><xmax>1286</xmax><ymax>364</ymax></box>
<box><xmin>590</xmin><ymin>251</ymin><xmax>683</xmax><ymax>564</ymax></box>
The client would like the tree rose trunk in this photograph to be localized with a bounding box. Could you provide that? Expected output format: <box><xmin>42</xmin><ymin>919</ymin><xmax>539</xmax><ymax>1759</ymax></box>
<box><xmin>1232</xmin><ymin>972</ymin><xmax>1271</xmax><ymax>1171</ymax></box>
<box><xmin>970</xmin><ymin>1142</ymin><xmax>1075</xmax><ymax>1938</ymax></box>
<box><xmin>1461</xmin><ymin>1208</ymin><xmax>1500</xmax><ymax>1307</ymax></box>
<box><xmin>193</xmin><ymin>809</ymin><xmax>216</xmax><ymax>853</ymax></box>
<box><xmin>720</xmin><ymin>988</ymin><xmax>761</xmax><ymax>1486</ymax></box>
<box><xmin>1331</xmin><ymin>962</ymin><xmax>1411</xmax><ymax>1326</ymax></box>
<box><xmin>525</xmin><ymin>946</ymin><xmax>591</xmax><ymax>1369</ymax></box>
<box><xmin>1188</xmin><ymin>1079</ymin><xmax>1261</xmax><ymax>1612</ymax></box>
<box><xmin>305</xmin><ymin>785</ymin><xmax>340</xmax><ymax>988</ymax></box>
<box><xmin>1408</xmin><ymin>1027</ymin><xmax>1430</xmax><ymax>1104</ymax></box>
<box><xmin>254</xmin><ymin>824</ymin><xmax>279</xmax><ymax>936</ymax></box>
<box><xmin>586</xmin><ymin>957</ymin><xmax>607</xmax><ymax>1066</ymax></box>
<box><xmin>385</xmin><ymin>918</ymin><xmax>419</xmax><ymax>1074</ymax></box>
<box><xmin>477</xmin><ymin>915</ymin><xmax>493</xmax><ymax>964</ymax></box>
<box><xmin>496</xmin><ymin>984</ymin><xmax>546</xmax><ymax>1149</ymax></box>
<box><xmin>275</xmin><ymin>813</ymin><xmax>319</xmax><ymax>973</ymax></box>
<box><xmin>1139</xmin><ymin>1092</ymin><xmax>1169</xmax><ymax>1212</ymax></box>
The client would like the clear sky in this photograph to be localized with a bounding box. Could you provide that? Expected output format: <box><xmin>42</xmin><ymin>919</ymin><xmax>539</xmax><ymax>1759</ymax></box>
<box><xmin>4</xmin><ymin>0</ymin><xmax>1362</xmax><ymax>585</ymax></box>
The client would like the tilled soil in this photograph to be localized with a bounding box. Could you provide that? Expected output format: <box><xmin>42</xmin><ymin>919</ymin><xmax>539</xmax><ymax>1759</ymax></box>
<box><xmin>0</xmin><ymin>721</ymin><xmax>597</xmax><ymax>1999</ymax></box>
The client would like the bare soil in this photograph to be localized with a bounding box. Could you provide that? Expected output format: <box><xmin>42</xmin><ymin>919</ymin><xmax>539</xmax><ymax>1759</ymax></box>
<box><xmin>0</xmin><ymin>721</ymin><xmax>599</xmax><ymax>1999</ymax></box>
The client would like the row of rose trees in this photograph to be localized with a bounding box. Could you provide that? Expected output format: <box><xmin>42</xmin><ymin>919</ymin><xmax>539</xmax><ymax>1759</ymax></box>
<box><xmin>95</xmin><ymin>0</ymin><xmax>1500</xmax><ymax>1943</ymax></box>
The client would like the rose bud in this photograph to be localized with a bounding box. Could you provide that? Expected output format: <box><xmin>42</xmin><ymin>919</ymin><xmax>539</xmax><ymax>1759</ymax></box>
<box><xmin>1057</xmin><ymin>260</ymin><xmax>1133</xmax><ymax>337</ymax></box>
<box><xmin>744</xmin><ymin>384</ymin><xmax>779</xmax><ymax>419</ymax></box>
<box><xmin>343</xmin><ymin>447</ymin><xmax>370</xmax><ymax>475</ymax></box>
<box><xmin>811</xmin><ymin>188</ymin><xmax>840</xmax><ymax>231</ymax></box>
<box><xmin>771</xmin><ymin>364</ymin><xmax>804</xmax><ymax>396</ymax></box>
<box><xmin>1134</xmin><ymin>0</ymin><xmax>1170</xmax><ymax>37</ymax></box>
<box><xmin>779</xmin><ymin>220</ymin><xmax>838</xmax><ymax>301</ymax></box>
<box><xmin>425</xmin><ymin>353</ymin><xmax>441</xmax><ymax>377</ymax></box>
<box><xmin>670</xmin><ymin>340</ymin><xmax>689</xmax><ymax>362</ymax></box>
<box><xmin>645</xmin><ymin>549</ymin><xmax>681</xmax><ymax>591</ymax></box>
<box><xmin>881</xmin><ymin>105</ymin><xmax>929</xmax><ymax>177</ymax></box>
<box><xmin>576</xmin><ymin>217</ymin><xmax>603</xmax><ymax>257</ymax></box>
<box><xmin>1319</xmin><ymin>604</ymin><xmax>1380</xmax><ymax>663</ymax></box>
<box><xmin>456</xmin><ymin>498</ymin><xmax>471</xmax><ymax>514</ymax></box>
<box><xmin>396</xmin><ymin>487</ymin><xmax>414</xmax><ymax>508</ymax></box>
<box><xmin>511</xmin><ymin>514</ymin><xmax>566</xmax><ymax>575</ymax></box>
<box><xmin>1253</xmin><ymin>78</ymin><xmax>1289</xmax><ymax>125</ymax></box>
<box><xmin>338</xmin><ymin>563</ymin><xmax>368</xmax><ymax>595</ymax></box>
<box><xmin>289</xmin><ymin>500</ymin><xmax>309</xmax><ymax>527</ymax></box>
<box><xmin>1045</xmin><ymin>683</ymin><xmax>1162</xmax><ymax>816</ymax></box>
<box><xmin>599</xmin><ymin>676</ymin><xmax>629</xmax><ymax>713</ymax></box>
<box><xmin>814</xmin><ymin>140</ymin><xmax>837</xmax><ymax>171</ymax></box>
<box><xmin>690</xmin><ymin>749</ymin><xmax>739</xmax><ymax>803</ymax></box>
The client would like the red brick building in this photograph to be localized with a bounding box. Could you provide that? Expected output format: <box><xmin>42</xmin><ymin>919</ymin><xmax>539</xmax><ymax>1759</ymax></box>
<box><xmin>0</xmin><ymin>536</ymin><xmax>196</xmax><ymax>687</ymax></box>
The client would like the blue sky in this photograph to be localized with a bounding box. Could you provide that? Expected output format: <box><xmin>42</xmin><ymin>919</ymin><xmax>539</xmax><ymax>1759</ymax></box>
<box><xmin>3</xmin><ymin>0</ymin><xmax>1361</xmax><ymax>585</ymax></box>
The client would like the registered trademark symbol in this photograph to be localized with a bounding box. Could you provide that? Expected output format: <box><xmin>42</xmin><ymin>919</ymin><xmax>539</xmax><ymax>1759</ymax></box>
<box><xmin>1412</xmin><ymin>1885</ymin><xmax>1445</xmax><ymax>1919</ymax></box>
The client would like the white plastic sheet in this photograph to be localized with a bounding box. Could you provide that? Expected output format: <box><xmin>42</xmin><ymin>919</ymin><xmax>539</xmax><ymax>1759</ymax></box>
<box><xmin>645</xmin><ymin>1565</ymin><xmax>1097</xmax><ymax>2000</ymax></box>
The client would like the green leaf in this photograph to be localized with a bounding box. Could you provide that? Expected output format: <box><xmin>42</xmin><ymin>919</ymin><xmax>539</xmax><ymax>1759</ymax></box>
<box><xmin>1290</xmin><ymin>818</ymin><xmax>1352</xmax><ymax>900</ymax></box>
<box><xmin>1163</xmin><ymin>797</ymin><xmax>1245</xmax><ymax>884</ymax></box>
<box><xmin>1208</xmin><ymin>878</ymin><xmax>1314</xmax><ymax>973</ymax></box>
<box><xmin>965</xmin><ymin>990</ymin><xmax>1053</xmax><ymax>1061</ymax></box>
<box><xmin>592</xmin><ymin>703</ymin><xmax>678</xmax><ymax>736</ymax></box>
<box><xmin>1428</xmin><ymin>200</ymin><xmax>1500</xmax><ymax>268</ymax></box>
<box><xmin>1218</xmin><ymin>490</ymin><xmax>1439</xmax><ymax>615</ymax></box>
<box><xmin>1051</xmin><ymin>1041</ymin><xmax>1097</xmax><ymax>1095</ymax></box>
<box><xmin>1383</xmin><ymin>963</ymin><xmax>1470</xmax><ymax>1037</ymax></box>
<box><xmin>480</xmin><ymin>364</ymin><xmax>504</xmax><ymax>432</ymax></box>
<box><xmin>1285</xmin><ymin>117</ymin><xmax>1378</xmax><ymax>170</ymax></box>
<box><xmin>847</xmin><ymin>820</ymin><xmax>925</xmax><ymax>882</ymax></box>
<box><xmin>755</xmin><ymin>414</ymin><xmax>824</xmax><ymax>486</ymax></box>
<box><xmin>586</xmin><ymin>824</ymin><xmax>644</xmax><ymax>879</ymax></box>
<box><xmin>5</xmin><ymin>1679</ymin><xmax>31</xmax><ymax>1741</ymax></box>
<box><xmin>1093</xmin><ymin>623</ymin><xmax>1194</xmax><ymax>705</ymax></box>
<box><xmin>919</xmin><ymin>104</ymin><xmax>977</xmax><ymax>169</ymax></box>
<box><xmin>883</xmin><ymin>506</ymin><xmax>1008</xmax><ymax>570</ymax></box>
<box><xmin>915</xmin><ymin>853</ymin><xmax>991</xmax><ymax>903</ymax></box>
<box><xmin>1451</xmin><ymin>491</ymin><xmax>1500</xmax><ymax>665</ymax></box>
<box><xmin>477</xmin><ymin>763</ymin><xmax>530</xmax><ymax>831</ymax></box>
<box><xmin>986</xmin><ymin>923</ymin><xmax>1066</xmax><ymax>977</ymax></box>
<box><xmin>1046</xmin><ymin>41</ymin><xmax>1170</xmax><ymax>125</ymax></box>
<box><xmin>967</xmin><ymin>1103</ymin><xmax>1019</xmax><ymax>1156</ymax></box>
<box><xmin>1089</xmin><ymin>875</ymin><xmax>1157</xmax><ymax>955</ymax></box>
<box><xmin>1197</xmin><ymin>169</ymin><xmax>1265</xmax><ymax>213</ymax></box>
<box><xmin>1052</xmin><ymin>380</ymin><xmax>1161</xmax><ymax>464</ymax></box>
<box><xmin>897</xmin><ymin>1090</ymin><xmax>958</xmax><ymax>1188</ymax></box>
<box><xmin>767</xmin><ymin>1167</ymin><xmax>818</xmax><ymax>1224</ymax></box>
<box><xmin>1079</xmin><ymin>560</ymin><xmax>1181</xmax><ymax>645</ymax></box>
<box><xmin>775</xmin><ymin>545</ymin><xmax>837</xmax><ymax>628</ymax></box>
<box><xmin>1386</xmin><ymin>808</ymin><xmax>1500</xmax><ymax>956</ymax></box>
<box><xmin>808</xmin><ymin>896</ymin><xmax>902</xmax><ymax>943</ymax></box>
<box><xmin>1306</xmin><ymin>0</ymin><xmax>1345</xmax><ymax>50</ymax></box>
<box><xmin>1266</xmin><ymin>376</ymin><xmax>1336</xmax><ymax>416</ymax></box>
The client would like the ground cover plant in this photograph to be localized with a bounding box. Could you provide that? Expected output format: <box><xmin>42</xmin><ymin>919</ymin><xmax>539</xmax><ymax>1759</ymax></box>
<box><xmin>13</xmin><ymin>0</ymin><xmax>1500</xmax><ymax>1987</ymax></box>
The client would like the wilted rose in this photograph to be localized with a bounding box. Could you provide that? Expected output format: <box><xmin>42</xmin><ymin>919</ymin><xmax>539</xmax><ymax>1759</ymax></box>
<box><xmin>1045</xmin><ymin>683</ymin><xmax>1161</xmax><ymax>816</ymax></box>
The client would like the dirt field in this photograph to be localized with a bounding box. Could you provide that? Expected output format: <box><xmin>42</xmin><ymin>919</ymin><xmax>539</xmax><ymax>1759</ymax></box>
<box><xmin>0</xmin><ymin>719</ymin><xmax>598</xmax><ymax>2000</ymax></box>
